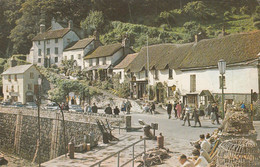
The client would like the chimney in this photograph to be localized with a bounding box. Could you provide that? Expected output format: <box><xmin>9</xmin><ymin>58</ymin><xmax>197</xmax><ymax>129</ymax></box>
<box><xmin>122</xmin><ymin>33</ymin><xmax>130</xmax><ymax>48</ymax></box>
<box><xmin>194</xmin><ymin>34</ymin><xmax>198</xmax><ymax>43</ymax></box>
<box><xmin>94</xmin><ymin>31</ymin><xmax>99</xmax><ymax>41</ymax></box>
<box><xmin>93</xmin><ymin>31</ymin><xmax>100</xmax><ymax>49</ymax></box>
<box><xmin>51</xmin><ymin>17</ymin><xmax>56</xmax><ymax>29</ymax></box>
<box><xmin>40</xmin><ymin>24</ymin><xmax>45</xmax><ymax>34</ymax></box>
<box><xmin>68</xmin><ymin>20</ymin><xmax>73</xmax><ymax>29</ymax></box>
<box><xmin>10</xmin><ymin>57</ymin><xmax>17</xmax><ymax>67</ymax></box>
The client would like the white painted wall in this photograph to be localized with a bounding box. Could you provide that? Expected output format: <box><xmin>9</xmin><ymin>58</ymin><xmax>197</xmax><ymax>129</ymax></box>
<box><xmin>63</xmin><ymin>49</ymin><xmax>84</xmax><ymax>70</ymax></box>
<box><xmin>114</xmin><ymin>69</ymin><xmax>125</xmax><ymax>83</ymax></box>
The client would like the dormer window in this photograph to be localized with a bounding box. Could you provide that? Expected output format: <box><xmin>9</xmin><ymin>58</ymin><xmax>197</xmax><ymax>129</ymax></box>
<box><xmin>8</xmin><ymin>75</ymin><xmax>11</xmax><ymax>81</ymax></box>
<box><xmin>55</xmin><ymin>38</ymin><xmax>58</xmax><ymax>43</ymax></box>
<box><xmin>89</xmin><ymin>59</ymin><xmax>93</xmax><ymax>66</ymax></box>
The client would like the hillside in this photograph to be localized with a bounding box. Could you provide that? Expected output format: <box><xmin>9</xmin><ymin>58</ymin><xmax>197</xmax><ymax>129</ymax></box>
<box><xmin>0</xmin><ymin>0</ymin><xmax>259</xmax><ymax>56</ymax></box>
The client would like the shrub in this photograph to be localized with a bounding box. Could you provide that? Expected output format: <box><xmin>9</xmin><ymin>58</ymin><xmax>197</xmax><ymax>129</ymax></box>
<box><xmin>231</xmin><ymin>7</ymin><xmax>237</xmax><ymax>14</ymax></box>
<box><xmin>253</xmin><ymin>21</ymin><xmax>260</xmax><ymax>29</ymax></box>
<box><xmin>240</xmin><ymin>6</ymin><xmax>249</xmax><ymax>15</ymax></box>
<box><xmin>224</xmin><ymin>11</ymin><xmax>231</xmax><ymax>19</ymax></box>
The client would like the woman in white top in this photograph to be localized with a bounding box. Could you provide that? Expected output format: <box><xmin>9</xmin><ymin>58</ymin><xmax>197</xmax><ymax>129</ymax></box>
<box><xmin>191</xmin><ymin>149</ymin><xmax>209</xmax><ymax>167</ymax></box>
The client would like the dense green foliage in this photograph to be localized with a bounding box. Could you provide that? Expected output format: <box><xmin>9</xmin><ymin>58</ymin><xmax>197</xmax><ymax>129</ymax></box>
<box><xmin>0</xmin><ymin>0</ymin><xmax>259</xmax><ymax>56</ymax></box>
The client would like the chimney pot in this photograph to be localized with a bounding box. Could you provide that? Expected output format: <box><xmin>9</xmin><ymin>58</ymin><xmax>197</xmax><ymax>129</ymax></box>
<box><xmin>40</xmin><ymin>24</ymin><xmax>45</xmax><ymax>34</ymax></box>
<box><xmin>68</xmin><ymin>20</ymin><xmax>73</xmax><ymax>29</ymax></box>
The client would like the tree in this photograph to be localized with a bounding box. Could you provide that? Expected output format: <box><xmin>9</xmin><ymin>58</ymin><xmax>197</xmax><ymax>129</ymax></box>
<box><xmin>253</xmin><ymin>6</ymin><xmax>260</xmax><ymax>29</ymax></box>
<box><xmin>183</xmin><ymin>21</ymin><xmax>206</xmax><ymax>42</ymax></box>
<box><xmin>81</xmin><ymin>10</ymin><xmax>106</xmax><ymax>35</ymax></box>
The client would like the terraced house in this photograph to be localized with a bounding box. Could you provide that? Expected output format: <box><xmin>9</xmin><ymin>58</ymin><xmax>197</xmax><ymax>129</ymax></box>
<box><xmin>27</xmin><ymin>18</ymin><xmax>82</xmax><ymax>67</ymax></box>
<box><xmin>125</xmin><ymin>30</ymin><xmax>260</xmax><ymax>107</ymax></box>
<box><xmin>84</xmin><ymin>35</ymin><xmax>134</xmax><ymax>81</ymax></box>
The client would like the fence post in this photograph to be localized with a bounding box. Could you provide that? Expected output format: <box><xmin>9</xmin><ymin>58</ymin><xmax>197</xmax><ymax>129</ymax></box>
<box><xmin>117</xmin><ymin>152</ymin><xmax>120</xmax><ymax>167</ymax></box>
<box><xmin>132</xmin><ymin>145</ymin><xmax>135</xmax><ymax>167</ymax></box>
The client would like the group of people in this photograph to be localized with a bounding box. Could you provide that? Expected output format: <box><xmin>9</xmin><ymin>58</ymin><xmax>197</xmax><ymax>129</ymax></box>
<box><xmin>143</xmin><ymin>102</ymin><xmax>156</xmax><ymax>114</ymax></box>
<box><xmin>166</xmin><ymin>101</ymin><xmax>221</xmax><ymax>127</ymax></box>
<box><xmin>179</xmin><ymin>133</ymin><xmax>216</xmax><ymax>167</ymax></box>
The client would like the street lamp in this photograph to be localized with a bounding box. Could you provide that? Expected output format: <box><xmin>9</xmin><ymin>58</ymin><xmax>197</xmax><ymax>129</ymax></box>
<box><xmin>218</xmin><ymin>59</ymin><xmax>226</xmax><ymax>119</ymax></box>
<box><xmin>37</xmin><ymin>77</ymin><xmax>42</xmax><ymax>166</ymax></box>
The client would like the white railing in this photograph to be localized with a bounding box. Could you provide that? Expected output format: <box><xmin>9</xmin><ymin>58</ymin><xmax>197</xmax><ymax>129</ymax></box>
<box><xmin>90</xmin><ymin>138</ymin><xmax>146</xmax><ymax>167</ymax></box>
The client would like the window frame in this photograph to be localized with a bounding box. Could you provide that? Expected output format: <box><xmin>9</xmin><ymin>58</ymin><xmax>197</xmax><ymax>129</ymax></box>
<box><xmin>169</xmin><ymin>69</ymin><xmax>173</xmax><ymax>79</ymax></box>
<box><xmin>55</xmin><ymin>47</ymin><xmax>58</xmax><ymax>54</ymax></box>
<box><xmin>47</xmin><ymin>48</ymin><xmax>50</xmax><ymax>55</ymax></box>
<box><xmin>55</xmin><ymin>38</ymin><xmax>58</xmax><ymax>43</ymax></box>
<box><xmin>55</xmin><ymin>57</ymin><xmax>58</xmax><ymax>63</ymax></box>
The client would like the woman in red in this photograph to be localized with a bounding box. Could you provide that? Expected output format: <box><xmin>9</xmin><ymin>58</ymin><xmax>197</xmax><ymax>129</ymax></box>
<box><xmin>176</xmin><ymin>102</ymin><xmax>182</xmax><ymax>119</ymax></box>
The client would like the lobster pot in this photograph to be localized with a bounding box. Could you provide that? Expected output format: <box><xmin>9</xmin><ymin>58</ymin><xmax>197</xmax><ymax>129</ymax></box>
<box><xmin>217</xmin><ymin>138</ymin><xmax>260</xmax><ymax>167</ymax></box>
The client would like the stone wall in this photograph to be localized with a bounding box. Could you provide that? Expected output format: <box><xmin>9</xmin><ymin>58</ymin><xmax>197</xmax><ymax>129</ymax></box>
<box><xmin>0</xmin><ymin>107</ymin><xmax>125</xmax><ymax>163</ymax></box>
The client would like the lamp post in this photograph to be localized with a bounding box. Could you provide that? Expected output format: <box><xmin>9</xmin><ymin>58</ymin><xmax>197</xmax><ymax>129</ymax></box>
<box><xmin>218</xmin><ymin>59</ymin><xmax>226</xmax><ymax>119</ymax></box>
<box><xmin>37</xmin><ymin>77</ymin><xmax>42</xmax><ymax>166</ymax></box>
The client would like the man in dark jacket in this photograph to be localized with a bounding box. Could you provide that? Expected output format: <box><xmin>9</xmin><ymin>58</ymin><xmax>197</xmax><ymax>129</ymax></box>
<box><xmin>92</xmin><ymin>103</ymin><xmax>98</xmax><ymax>113</ymax></box>
<box><xmin>174</xmin><ymin>101</ymin><xmax>177</xmax><ymax>118</ymax></box>
<box><xmin>114</xmin><ymin>106</ymin><xmax>120</xmax><ymax>115</ymax></box>
<box><xmin>167</xmin><ymin>101</ymin><xmax>172</xmax><ymax>119</ymax></box>
<box><xmin>105</xmin><ymin>104</ymin><xmax>112</xmax><ymax>114</ymax></box>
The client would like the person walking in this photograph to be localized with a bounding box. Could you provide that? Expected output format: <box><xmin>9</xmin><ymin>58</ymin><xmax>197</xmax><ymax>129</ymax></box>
<box><xmin>114</xmin><ymin>106</ymin><xmax>120</xmax><ymax>115</ymax></box>
<box><xmin>210</xmin><ymin>104</ymin><xmax>217</xmax><ymax>124</ymax></box>
<box><xmin>207</xmin><ymin>102</ymin><xmax>213</xmax><ymax>118</ymax></box>
<box><xmin>105</xmin><ymin>104</ymin><xmax>112</xmax><ymax>114</ymax></box>
<box><xmin>213</xmin><ymin>104</ymin><xmax>220</xmax><ymax>125</ymax></box>
<box><xmin>151</xmin><ymin>102</ymin><xmax>155</xmax><ymax>114</ymax></box>
<box><xmin>125</xmin><ymin>99</ymin><xmax>132</xmax><ymax>114</ymax></box>
<box><xmin>176</xmin><ymin>102</ymin><xmax>182</xmax><ymax>119</ymax></box>
<box><xmin>92</xmin><ymin>103</ymin><xmax>98</xmax><ymax>113</ymax></box>
<box><xmin>193</xmin><ymin>107</ymin><xmax>201</xmax><ymax>127</ymax></box>
<box><xmin>167</xmin><ymin>101</ymin><xmax>172</xmax><ymax>119</ymax></box>
<box><xmin>121</xmin><ymin>101</ymin><xmax>126</xmax><ymax>114</ymax></box>
<box><xmin>199</xmin><ymin>103</ymin><xmax>205</xmax><ymax>119</ymax></box>
<box><xmin>174</xmin><ymin>101</ymin><xmax>178</xmax><ymax>118</ymax></box>
<box><xmin>182</xmin><ymin>105</ymin><xmax>191</xmax><ymax>126</ymax></box>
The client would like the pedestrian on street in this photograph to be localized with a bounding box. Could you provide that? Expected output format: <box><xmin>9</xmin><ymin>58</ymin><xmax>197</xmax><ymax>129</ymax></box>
<box><xmin>114</xmin><ymin>106</ymin><xmax>120</xmax><ymax>115</ymax></box>
<box><xmin>193</xmin><ymin>107</ymin><xmax>201</xmax><ymax>127</ymax></box>
<box><xmin>166</xmin><ymin>101</ymin><xmax>172</xmax><ymax>119</ymax></box>
<box><xmin>105</xmin><ymin>104</ymin><xmax>112</xmax><ymax>114</ymax></box>
<box><xmin>143</xmin><ymin>103</ymin><xmax>150</xmax><ymax>113</ymax></box>
<box><xmin>150</xmin><ymin>102</ymin><xmax>155</xmax><ymax>114</ymax></box>
<box><xmin>207</xmin><ymin>102</ymin><xmax>213</xmax><ymax>118</ymax></box>
<box><xmin>176</xmin><ymin>102</ymin><xmax>182</xmax><ymax>119</ymax></box>
<box><xmin>92</xmin><ymin>103</ymin><xmax>98</xmax><ymax>113</ymax></box>
<box><xmin>125</xmin><ymin>99</ymin><xmax>132</xmax><ymax>114</ymax></box>
<box><xmin>199</xmin><ymin>103</ymin><xmax>205</xmax><ymax>119</ymax></box>
<box><xmin>182</xmin><ymin>105</ymin><xmax>191</xmax><ymax>126</ymax></box>
<box><xmin>121</xmin><ymin>101</ymin><xmax>126</xmax><ymax>114</ymax></box>
<box><xmin>174</xmin><ymin>101</ymin><xmax>178</xmax><ymax>118</ymax></box>
<box><xmin>212</xmin><ymin>104</ymin><xmax>220</xmax><ymax>125</ymax></box>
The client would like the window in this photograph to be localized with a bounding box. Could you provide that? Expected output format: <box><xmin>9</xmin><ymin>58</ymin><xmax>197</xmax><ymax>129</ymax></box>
<box><xmin>38</xmin><ymin>58</ymin><xmax>41</xmax><ymax>63</ymax></box>
<box><xmin>154</xmin><ymin>70</ymin><xmax>158</xmax><ymax>80</ymax></box>
<box><xmin>64</xmin><ymin>56</ymin><xmax>67</xmax><ymax>61</ymax></box>
<box><xmin>78</xmin><ymin>54</ymin><xmax>81</xmax><ymax>59</ymax></box>
<box><xmin>47</xmin><ymin>40</ymin><xmax>50</xmax><ymax>44</ymax></box>
<box><xmin>30</xmin><ymin>72</ymin><xmax>34</xmax><ymax>79</ymax></box>
<box><xmin>38</xmin><ymin>49</ymin><xmax>41</xmax><ymax>56</ymax></box>
<box><xmin>11</xmin><ymin>86</ymin><xmax>14</xmax><ymax>92</ymax></box>
<box><xmin>55</xmin><ymin>57</ymin><xmax>58</xmax><ymax>63</ymax></box>
<box><xmin>89</xmin><ymin>59</ymin><xmax>93</xmax><ymax>66</ymax></box>
<box><xmin>14</xmin><ymin>75</ymin><xmax>17</xmax><ymax>81</ymax></box>
<box><xmin>102</xmin><ymin>57</ymin><xmax>106</xmax><ymax>65</ymax></box>
<box><xmin>96</xmin><ymin>58</ymin><xmax>99</xmax><ymax>65</ymax></box>
<box><xmin>55</xmin><ymin>38</ymin><xmax>58</xmax><ymax>43</ymax></box>
<box><xmin>38</xmin><ymin>41</ymin><xmax>41</xmax><ymax>45</ymax></box>
<box><xmin>8</xmin><ymin>75</ymin><xmax>11</xmax><ymax>81</ymax></box>
<box><xmin>190</xmin><ymin>75</ymin><xmax>196</xmax><ymax>92</ymax></box>
<box><xmin>137</xmin><ymin>72</ymin><xmax>141</xmax><ymax>79</ymax></box>
<box><xmin>119</xmin><ymin>72</ymin><xmax>122</xmax><ymax>79</ymax></box>
<box><xmin>55</xmin><ymin>47</ymin><xmax>58</xmax><ymax>54</ymax></box>
<box><xmin>71</xmin><ymin>55</ymin><xmax>74</xmax><ymax>60</ymax></box>
<box><xmin>169</xmin><ymin>69</ymin><xmax>173</xmax><ymax>79</ymax></box>
<box><xmin>47</xmin><ymin>48</ymin><xmax>50</xmax><ymax>55</ymax></box>
<box><xmin>219</xmin><ymin>76</ymin><xmax>226</xmax><ymax>89</ymax></box>
<box><xmin>28</xmin><ymin>84</ymin><xmax>32</xmax><ymax>90</ymax></box>
<box><xmin>145</xmin><ymin>70</ymin><xmax>148</xmax><ymax>78</ymax></box>
<box><xmin>6</xmin><ymin>86</ymin><xmax>8</xmax><ymax>92</ymax></box>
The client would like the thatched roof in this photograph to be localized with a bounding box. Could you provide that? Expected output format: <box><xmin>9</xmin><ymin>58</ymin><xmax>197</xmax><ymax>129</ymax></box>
<box><xmin>85</xmin><ymin>43</ymin><xmax>122</xmax><ymax>59</ymax></box>
<box><xmin>127</xmin><ymin>30</ymin><xmax>260</xmax><ymax>72</ymax></box>
<box><xmin>32</xmin><ymin>28</ymin><xmax>71</xmax><ymax>41</ymax></box>
<box><xmin>179</xmin><ymin>30</ymin><xmax>260</xmax><ymax>69</ymax></box>
<box><xmin>114</xmin><ymin>53</ymin><xmax>138</xmax><ymax>69</ymax></box>
<box><xmin>64</xmin><ymin>38</ymin><xmax>94</xmax><ymax>51</ymax></box>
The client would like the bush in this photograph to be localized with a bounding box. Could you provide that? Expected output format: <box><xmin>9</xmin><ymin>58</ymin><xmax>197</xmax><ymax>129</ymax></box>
<box><xmin>253</xmin><ymin>21</ymin><xmax>260</xmax><ymax>29</ymax></box>
<box><xmin>224</xmin><ymin>11</ymin><xmax>231</xmax><ymax>19</ymax></box>
<box><xmin>231</xmin><ymin>7</ymin><xmax>237</xmax><ymax>14</ymax></box>
<box><xmin>240</xmin><ymin>6</ymin><xmax>249</xmax><ymax>15</ymax></box>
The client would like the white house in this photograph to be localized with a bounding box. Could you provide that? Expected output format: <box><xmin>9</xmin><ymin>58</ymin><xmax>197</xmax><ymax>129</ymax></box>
<box><xmin>84</xmin><ymin>36</ymin><xmax>134</xmax><ymax>81</ymax></box>
<box><xmin>114</xmin><ymin>53</ymin><xmax>138</xmax><ymax>83</ymax></box>
<box><xmin>27</xmin><ymin>18</ymin><xmax>80</xmax><ymax>67</ymax></box>
<box><xmin>126</xmin><ymin>30</ymin><xmax>260</xmax><ymax>106</ymax></box>
<box><xmin>63</xmin><ymin>36</ymin><xmax>102</xmax><ymax>70</ymax></box>
<box><xmin>2</xmin><ymin>64</ymin><xmax>42</xmax><ymax>104</ymax></box>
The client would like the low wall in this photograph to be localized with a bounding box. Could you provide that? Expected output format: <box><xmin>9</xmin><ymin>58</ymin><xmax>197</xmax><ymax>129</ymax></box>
<box><xmin>0</xmin><ymin>107</ymin><xmax>125</xmax><ymax>163</ymax></box>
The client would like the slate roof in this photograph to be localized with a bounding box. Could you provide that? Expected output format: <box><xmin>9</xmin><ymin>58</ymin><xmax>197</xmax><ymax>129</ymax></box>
<box><xmin>64</xmin><ymin>38</ymin><xmax>94</xmax><ymax>51</ymax></box>
<box><xmin>85</xmin><ymin>43</ymin><xmax>122</xmax><ymax>59</ymax></box>
<box><xmin>32</xmin><ymin>28</ymin><xmax>71</xmax><ymax>41</ymax></box>
<box><xmin>114</xmin><ymin>53</ymin><xmax>138</xmax><ymax>69</ymax></box>
<box><xmin>127</xmin><ymin>30</ymin><xmax>260</xmax><ymax>72</ymax></box>
<box><xmin>2</xmin><ymin>64</ymin><xmax>34</xmax><ymax>75</ymax></box>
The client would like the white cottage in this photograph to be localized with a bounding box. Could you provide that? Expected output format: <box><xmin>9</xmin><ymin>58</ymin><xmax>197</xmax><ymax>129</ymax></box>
<box><xmin>27</xmin><ymin>18</ymin><xmax>80</xmax><ymax>67</ymax></box>
<box><xmin>2</xmin><ymin>64</ymin><xmax>41</xmax><ymax>104</ymax></box>
<box><xmin>84</xmin><ymin>36</ymin><xmax>134</xmax><ymax>81</ymax></box>
<box><xmin>63</xmin><ymin>37</ymin><xmax>102</xmax><ymax>70</ymax></box>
